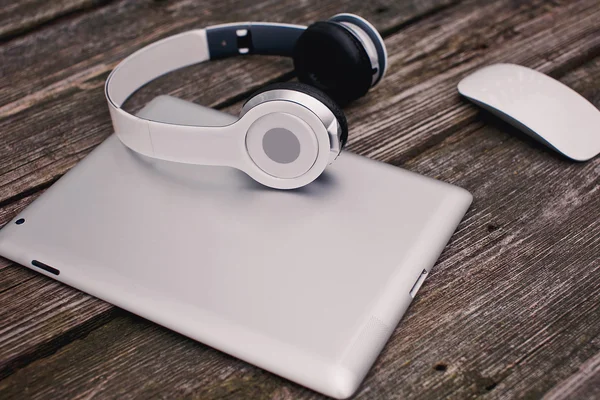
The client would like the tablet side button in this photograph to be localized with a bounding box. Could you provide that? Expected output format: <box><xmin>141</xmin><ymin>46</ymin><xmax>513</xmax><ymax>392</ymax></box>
<box><xmin>409</xmin><ymin>269</ymin><xmax>429</xmax><ymax>298</ymax></box>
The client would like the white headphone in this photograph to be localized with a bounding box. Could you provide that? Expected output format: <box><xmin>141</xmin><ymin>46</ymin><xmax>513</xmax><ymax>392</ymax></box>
<box><xmin>105</xmin><ymin>14</ymin><xmax>387</xmax><ymax>189</ymax></box>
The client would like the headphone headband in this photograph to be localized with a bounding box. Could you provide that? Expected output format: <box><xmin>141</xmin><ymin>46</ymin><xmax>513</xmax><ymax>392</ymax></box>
<box><xmin>105</xmin><ymin>23</ymin><xmax>307</xmax><ymax>165</ymax></box>
<box><xmin>106</xmin><ymin>23</ymin><xmax>305</xmax><ymax>107</ymax></box>
<box><xmin>206</xmin><ymin>23</ymin><xmax>305</xmax><ymax>59</ymax></box>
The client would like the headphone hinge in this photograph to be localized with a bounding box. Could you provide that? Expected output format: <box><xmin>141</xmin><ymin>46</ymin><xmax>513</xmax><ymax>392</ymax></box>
<box><xmin>236</xmin><ymin>29</ymin><xmax>253</xmax><ymax>54</ymax></box>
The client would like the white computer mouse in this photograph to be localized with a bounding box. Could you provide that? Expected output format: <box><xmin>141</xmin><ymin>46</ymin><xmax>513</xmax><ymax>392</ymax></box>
<box><xmin>458</xmin><ymin>63</ymin><xmax>600</xmax><ymax>161</ymax></box>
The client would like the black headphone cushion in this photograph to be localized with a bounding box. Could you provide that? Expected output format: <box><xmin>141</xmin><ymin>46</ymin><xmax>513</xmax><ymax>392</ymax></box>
<box><xmin>293</xmin><ymin>21</ymin><xmax>373</xmax><ymax>106</ymax></box>
<box><xmin>246</xmin><ymin>82</ymin><xmax>348</xmax><ymax>147</ymax></box>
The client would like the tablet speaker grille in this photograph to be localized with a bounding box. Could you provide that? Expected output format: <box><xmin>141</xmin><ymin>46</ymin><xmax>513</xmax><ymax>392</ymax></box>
<box><xmin>341</xmin><ymin>316</ymin><xmax>392</xmax><ymax>375</ymax></box>
<box><xmin>31</xmin><ymin>260</ymin><xmax>60</xmax><ymax>276</ymax></box>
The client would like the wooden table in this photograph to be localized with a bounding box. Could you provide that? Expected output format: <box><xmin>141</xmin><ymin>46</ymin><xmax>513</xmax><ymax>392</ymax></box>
<box><xmin>1</xmin><ymin>0</ymin><xmax>599</xmax><ymax>398</ymax></box>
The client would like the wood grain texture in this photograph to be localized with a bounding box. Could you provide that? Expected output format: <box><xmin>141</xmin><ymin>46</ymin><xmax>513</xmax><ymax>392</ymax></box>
<box><xmin>1</xmin><ymin>11</ymin><xmax>599</xmax><ymax>400</ymax></box>
<box><xmin>544</xmin><ymin>351</ymin><xmax>600</xmax><ymax>400</ymax></box>
<box><xmin>0</xmin><ymin>0</ymin><xmax>111</xmax><ymax>41</ymax></box>
<box><xmin>0</xmin><ymin>0</ymin><xmax>453</xmax><ymax>114</ymax></box>
<box><xmin>0</xmin><ymin>275</ymin><xmax>115</xmax><ymax>380</ymax></box>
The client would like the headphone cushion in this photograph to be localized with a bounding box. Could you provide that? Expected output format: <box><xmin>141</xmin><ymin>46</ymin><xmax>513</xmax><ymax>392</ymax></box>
<box><xmin>247</xmin><ymin>82</ymin><xmax>348</xmax><ymax>147</ymax></box>
<box><xmin>293</xmin><ymin>21</ymin><xmax>373</xmax><ymax>105</ymax></box>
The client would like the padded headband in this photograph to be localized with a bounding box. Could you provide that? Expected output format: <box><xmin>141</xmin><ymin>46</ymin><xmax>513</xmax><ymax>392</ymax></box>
<box><xmin>105</xmin><ymin>23</ymin><xmax>306</xmax><ymax>163</ymax></box>
<box><xmin>106</xmin><ymin>23</ymin><xmax>305</xmax><ymax>107</ymax></box>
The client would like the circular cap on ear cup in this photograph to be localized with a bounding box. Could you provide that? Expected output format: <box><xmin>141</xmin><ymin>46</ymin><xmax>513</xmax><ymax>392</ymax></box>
<box><xmin>246</xmin><ymin>112</ymin><xmax>319</xmax><ymax>179</ymax></box>
<box><xmin>247</xmin><ymin>82</ymin><xmax>349</xmax><ymax>147</ymax></box>
<box><xmin>293</xmin><ymin>21</ymin><xmax>373</xmax><ymax>105</ymax></box>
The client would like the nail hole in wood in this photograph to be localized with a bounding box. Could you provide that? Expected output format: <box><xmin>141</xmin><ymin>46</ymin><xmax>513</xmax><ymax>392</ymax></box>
<box><xmin>434</xmin><ymin>363</ymin><xmax>447</xmax><ymax>372</ymax></box>
<box><xmin>487</xmin><ymin>223</ymin><xmax>499</xmax><ymax>232</ymax></box>
<box><xmin>485</xmin><ymin>382</ymin><xmax>497</xmax><ymax>391</ymax></box>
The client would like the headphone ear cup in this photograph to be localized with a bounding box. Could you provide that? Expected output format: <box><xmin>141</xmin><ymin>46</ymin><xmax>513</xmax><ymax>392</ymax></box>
<box><xmin>246</xmin><ymin>82</ymin><xmax>349</xmax><ymax>147</ymax></box>
<box><xmin>293</xmin><ymin>21</ymin><xmax>373</xmax><ymax>105</ymax></box>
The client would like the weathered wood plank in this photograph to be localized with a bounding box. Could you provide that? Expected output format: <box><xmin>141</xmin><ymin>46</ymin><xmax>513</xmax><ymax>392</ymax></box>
<box><xmin>0</xmin><ymin>0</ymin><xmax>111</xmax><ymax>41</ymax></box>
<box><xmin>0</xmin><ymin>0</ymin><xmax>458</xmax><ymax>380</ymax></box>
<box><xmin>0</xmin><ymin>311</ymin><xmax>314</xmax><ymax>400</ymax></box>
<box><xmin>544</xmin><ymin>351</ymin><xmax>600</xmax><ymax>400</ymax></box>
<box><xmin>0</xmin><ymin>0</ymin><xmax>453</xmax><ymax>114</ymax></box>
<box><xmin>1</xmin><ymin>24</ymin><xmax>599</xmax><ymax>400</ymax></box>
<box><xmin>0</xmin><ymin>276</ymin><xmax>115</xmax><ymax>380</ymax></box>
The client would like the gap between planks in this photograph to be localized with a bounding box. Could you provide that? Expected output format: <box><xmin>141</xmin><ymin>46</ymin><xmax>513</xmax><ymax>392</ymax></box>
<box><xmin>0</xmin><ymin>0</ymin><xmax>114</xmax><ymax>43</ymax></box>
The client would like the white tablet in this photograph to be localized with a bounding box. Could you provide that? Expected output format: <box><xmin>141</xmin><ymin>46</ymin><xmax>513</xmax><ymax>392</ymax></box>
<box><xmin>0</xmin><ymin>96</ymin><xmax>471</xmax><ymax>399</ymax></box>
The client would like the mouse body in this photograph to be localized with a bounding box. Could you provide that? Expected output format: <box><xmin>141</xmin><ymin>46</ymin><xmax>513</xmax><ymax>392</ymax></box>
<box><xmin>458</xmin><ymin>63</ymin><xmax>600</xmax><ymax>161</ymax></box>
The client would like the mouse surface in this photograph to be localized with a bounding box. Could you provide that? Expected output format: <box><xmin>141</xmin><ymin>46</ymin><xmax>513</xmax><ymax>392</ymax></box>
<box><xmin>458</xmin><ymin>63</ymin><xmax>600</xmax><ymax>161</ymax></box>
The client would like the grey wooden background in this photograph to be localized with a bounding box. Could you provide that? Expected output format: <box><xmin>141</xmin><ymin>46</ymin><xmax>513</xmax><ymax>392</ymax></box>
<box><xmin>1</xmin><ymin>0</ymin><xmax>599</xmax><ymax>399</ymax></box>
